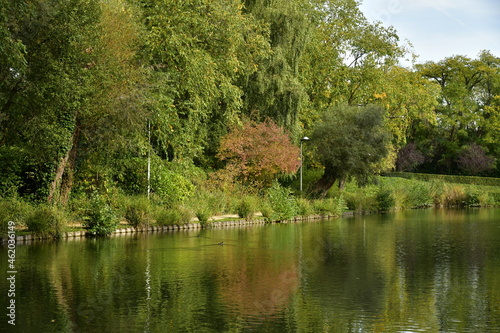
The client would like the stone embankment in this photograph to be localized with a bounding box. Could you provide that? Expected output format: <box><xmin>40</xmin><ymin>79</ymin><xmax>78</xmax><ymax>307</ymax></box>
<box><xmin>3</xmin><ymin>214</ymin><xmax>350</xmax><ymax>244</ymax></box>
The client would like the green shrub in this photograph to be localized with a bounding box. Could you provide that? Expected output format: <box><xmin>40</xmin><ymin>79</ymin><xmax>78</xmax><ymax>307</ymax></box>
<box><xmin>344</xmin><ymin>192</ymin><xmax>376</xmax><ymax>212</ymax></box>
<box><xmin>236</xmin><ymin>196</ymin><xmax>258</xmax><ymax>220</ymax></box>
<box><xmin>464</xmin><ymin>188</ymin><xmax>495</xmax><ymax>207</ymax></box>
<box><xmin>195</xmin><ymin>206</ymin><xmax>212</xmax><ymax>226</ymax></box>
<box><xmin>186</xmin><ymin>189</ymin><xmax>221</xmax><ymax>226</ymax></box>
<box><xmin>155</xmin><ymin>208</ymin><xmax>178</xmax><ymax>226</ymax></box>
<box><xmin>405</xmin><ymin>183</ymin><xmax>432</xmax><ymax>208</ymax></box>
<box><xmin>0</xmin><ymin>198</ymin><xmax>32</xmax><ymax>235</ymax></box>
<box><xmin>296</xmin><ymin>198</ymin><xmax>313</xmax><ymax>217</ymax></box>
<box><xmin>152</xmin><ymin>162</ymin><xmax>194</xmax><ymax>206</ymax></box>
<box><xmin>260</xmin><ymin>201</ymin><xmax>274</xmax><ymax>222</ymax></box>
<box><xmin>313</xmin><ymin>196</ymin><xmax>346</xmax><ymax>217</ymax></box>
<box><xmin>156</xmin><ymin>206</ymin><xmax>192</xmax><ymax>226</ymax></box>
<box><xmin>82</xmin><ymin>194</ymin><xmax>119</xmax><ymax>236</ymax></box>
<box><xmin>125</xmin><ymin>196</ymin><xmax>155</xmax><ymax>227</ymax></box>
<box><xmin>26</xmin><ymin>205</ymin><xmax>66</xmax><ymax>239</ymax></box>
<box><xmin>205</xmin><ymin>190</ymin><xmax>230</xmax><ymax>215</ymax></box>
<box><xmin>266</xmin><ymin>183</ymin><xmax>298</xmax><ymax>221</ymax></box>
<box><xmin>490</xmin><ymin>192</ymin><xmax>500</xmax><ymax>205</ymax></box>
<box><xmin>375</xmin><ymin>187</ymin><xmax>395</xmax><ymax>212</ymax></box>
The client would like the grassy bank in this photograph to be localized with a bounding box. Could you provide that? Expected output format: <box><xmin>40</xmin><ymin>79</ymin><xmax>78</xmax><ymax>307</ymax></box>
<box><xmin>2</xmin><ymin>173</ymin><xmax>499</xmax><ymax>239</ymax></box>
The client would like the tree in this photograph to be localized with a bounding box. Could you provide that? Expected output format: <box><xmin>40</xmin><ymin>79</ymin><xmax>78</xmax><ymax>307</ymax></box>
<box><xmin>395</xmin><ymin>143</ymin><xmax>425</xmax><ymax>172</ymax></box>
<box><xmin>0</xmin><ymin>0</ymin><xmax>148</xmax><ymax>202</ymax></box>
<box><xmin>411</xmin><ymin>52</ymin><xmax>500</xmax><ymax>174</ymax></box>
<box><xmin>216</xmin><ymin>120</ymin><xmax>300</xmax><ymax>189</ymax></box>
<box><xmin>310</xmin><ymin>104</ymin><xmax>390</xmax><ymax>197</ymax></box>
<box><xmin>301</xmin><ymin>0</ymin><xmax>407</xmax><ymax>110</ymax></box>
<box><xmin>239</xmin><ymin>0</ymin><xmax>310</xmax><ymax>134</ymax></box>
<box><xmin>456</xmin><ymin>143</ymin><xmax>495</xmax><ymax>176</ymax></box>
<box><xmin>140</xmin><ymin>0</ymin><xmax>270</xmax><ymax>165</ymax></box>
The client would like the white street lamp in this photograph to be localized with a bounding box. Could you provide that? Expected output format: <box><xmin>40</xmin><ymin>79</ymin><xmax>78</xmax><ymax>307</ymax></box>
<box><xmin>300</xmin><ymin>137</ymin><xmax>309</xmax><ymax>192</ymax></box>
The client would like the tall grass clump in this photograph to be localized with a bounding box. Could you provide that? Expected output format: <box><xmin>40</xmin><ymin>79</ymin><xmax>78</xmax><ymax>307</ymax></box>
<box><xmin>155</xmin><ymin>206</ymin><xmax>192</xmax><ymax>226</ymax></box>
<box><xmin>125</xmin><ymin>196</ymin><xmax>155</xmax><ymax>227</ymax></box>
<box><xmin>26</xmin><ymin>205</ymin><xmax>66</xmax><ymax>239</ymax></box>
<box><xmin>405</xmin><ymin>182</ymin><xmax>432</xmax><ymax>208</ymax></box>
<box><xmin>313</xmin><ymin>196</ymin><xmax>347</xmax><ymax>217</ymax></box>
<box><xmin>195</xmin><ymin>206</ymin><xmax>212</xmax><ymax>226</ymax></box>
<box><xmin>236</xmin><ymin>196</ymin><xmax>258</xmax><ymax>220</ymax></box>
<box><xmin>431</xmin><ymin>182</ymin><xmax>467</xmax><ymax>207</ymax></box>
<box><xmin>344</xmin><ymin>192</ymin><xmax>377</xmax><ymax>213</ymax></box>
<box><xmin>186</xmin><ymin>189</ymin><xmax>224</xmax><ymax>226</ymax></box>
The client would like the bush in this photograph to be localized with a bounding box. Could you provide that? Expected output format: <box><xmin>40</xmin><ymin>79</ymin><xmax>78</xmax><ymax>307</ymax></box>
<box><xmin>195</xmin><ymin>206</ymin><xmax>212</xmax><ymax>226</ymax></box>
<box><xmin>266</xmin><ymin>183</ymin><xmax>298</xmax><ymax>221</ymax></box>
<box><xmin>236</xmin><ymin>196</ymin><xmax>258</xmax><ymax>220</ymax></box>
<box><xmin>296</xmin><ymin>198</ymin><xmax>313</xmax><ymax>217</ymax></box>
<box><xmin>0</xmin><ymin>198</ymin><xmax>32</xmax><ymax>235</ymax></box>
<box><xmin>125</xmin><ymin>196</ymin><xmax>155</xmax><ymax>227</ymax></box>
<box><xmin>155</xmin><ymin>209</ymin><xmax>178</xmax><ymax>226</ymax></box>
<box><xmin>26</xmin><ymin>205</ymin><xmax>66</xmax><ymax>238</ymax></box>
<box><xmin>464</xmin><ymin>188</ymin><xmax>495</xmax><ymax>207</ymax></box>
<box><xmin>396</xmin><ymin>143</ymin><xmax>425</xmax><ymax>172</ymax></box>
<box><xmin>344</xmin><ymin>192</ymin><xmax>377</xmax><ymax>212</ymax></box>
<box><xmin>186</xmin><ymin>189</ymin><xmax>222</xmax><ymax>226</ymax></box>
<box><xmin>82</xmin><ymin>194</ymin><xmax>119</xmax><ymax>236</ymax></box>
<box><xmin>259</xmin><ymin>201</ymin><xmax>274</xmax><ymax>223</ymax></box>
<box><xmin>217</xmin><ymin>120</ymin><xmax>301</xmax><ymax>189</ymax></box>
<box><xmin>152</xmin><ymin>162</ymin><xmax>194</xmax><ymax>206</ymax></box>
<box><xmin>375</xmin><ymin>187</ymin><xmax>395</xmax><ymax>212</ymax></box>
<box><xmin>155</xmin><ymin>206</ymin><xmax>193</xmax><ymax>226</ymax></box>
<box><xmin>456</xmin><ymin>143</ymin><xmax>495</xmax><ymax>176</ymax></box>
<box><xmin>313</xmin><ymin>196</ymin><xmax>347</xmax><ymax>217</ymax></box>
<box><xmin>405</xmin><ymin>183</ymin><xmax>432</xmax><ymax>208</ymax></box>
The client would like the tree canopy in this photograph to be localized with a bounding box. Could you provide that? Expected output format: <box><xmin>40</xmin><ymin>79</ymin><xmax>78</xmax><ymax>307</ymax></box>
<box><xmin>0</xmin><ymin>0</ymin><xmax>498</xmax><ymax>203</ymax></box>
<box><xmin>310</xmin><ymin>104</ymin><xmax>391</xmax><ymax>197</ymax></box>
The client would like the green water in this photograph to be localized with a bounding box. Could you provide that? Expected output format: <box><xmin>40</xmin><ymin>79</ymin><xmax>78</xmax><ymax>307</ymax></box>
<box><xmin>1</xmin><ymin>208</ymin><xmax>500</xmax><ymax>332</ymax></box>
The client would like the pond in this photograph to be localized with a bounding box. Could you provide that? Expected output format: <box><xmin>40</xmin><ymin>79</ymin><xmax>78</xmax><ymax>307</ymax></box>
<box><xmin>1</xmin><ymin>208</ymin><xmax>500</xmax><ymax>332</ymax></box>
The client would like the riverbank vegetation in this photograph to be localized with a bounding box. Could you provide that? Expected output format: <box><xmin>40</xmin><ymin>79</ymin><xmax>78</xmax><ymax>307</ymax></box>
<box><xmin>2</xmin><ymin>173</ymin><xmax>500</xmax><ymax>238</ymax></box>
<box><xmin>1</xmin><ymin>0</ymin><xmax>499</xmax><ymax>238</ymax></box>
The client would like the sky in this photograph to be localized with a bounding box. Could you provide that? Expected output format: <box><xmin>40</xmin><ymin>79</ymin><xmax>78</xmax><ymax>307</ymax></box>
<box><xmin>359</xmin><ymin>0</ymin><xmax>500</xmax><ymax>66</ymax></box>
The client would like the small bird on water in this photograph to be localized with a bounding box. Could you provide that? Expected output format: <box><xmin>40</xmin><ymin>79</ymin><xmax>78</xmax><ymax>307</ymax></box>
<box><xmin>218</xmin><ymin>241</ymin><xmax>224</xmax><ymax>245</ymax></box>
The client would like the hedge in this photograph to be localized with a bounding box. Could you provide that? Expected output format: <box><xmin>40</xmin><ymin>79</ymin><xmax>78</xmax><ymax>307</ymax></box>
<box><xmin>384</xmin><ymin>172</ymin><xmax>500</xmax><ymax>187</ymax></box>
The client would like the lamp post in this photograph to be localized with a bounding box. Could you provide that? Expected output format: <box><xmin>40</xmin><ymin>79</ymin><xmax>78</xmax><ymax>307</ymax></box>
<box><xmin>300</xmin><ymin>136</ymin><xmax>309</xmax><ymax>192</ymax></box>
<box><xmin>147</xmin><ymin>119</ymin><xmax>151</xmax><ymax>199</ymax></box>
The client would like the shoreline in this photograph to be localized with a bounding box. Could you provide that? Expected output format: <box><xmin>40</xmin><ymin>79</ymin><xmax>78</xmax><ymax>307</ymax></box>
<box><xmin>1</xmin><ymin>212</ymin><xmax>355</xmax><ymax>245</ymax></box>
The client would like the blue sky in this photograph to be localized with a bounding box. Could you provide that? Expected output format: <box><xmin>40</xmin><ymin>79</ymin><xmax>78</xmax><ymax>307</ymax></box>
<box><xmin>359</xmin><ymin>0</ymin><xmax>500</xmax><ymax>65</ymax></box>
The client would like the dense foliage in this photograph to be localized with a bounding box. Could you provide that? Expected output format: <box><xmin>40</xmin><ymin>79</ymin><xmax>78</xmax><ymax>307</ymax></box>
<box><xmin>0</xmin><ymin>0</ymin><xmax>499</xmax><ymax>211</ymax></box>
<box><xmin>310</xmin><ymin>104</ymin><xmax>391</xmax><ymax>197</ymax></box>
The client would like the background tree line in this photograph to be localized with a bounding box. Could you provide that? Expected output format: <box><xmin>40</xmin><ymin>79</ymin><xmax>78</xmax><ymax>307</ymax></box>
<box><xmin>1</xmin><ymin>0</ymin><xmax>499</xmax><ymax>205</ymax></box>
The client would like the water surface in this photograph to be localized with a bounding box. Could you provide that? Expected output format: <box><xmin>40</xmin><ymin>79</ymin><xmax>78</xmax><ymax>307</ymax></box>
<box><xmin>1</xmin><ymin>208</ymin><xmax>499</xmax><ymax>332</ymax></box>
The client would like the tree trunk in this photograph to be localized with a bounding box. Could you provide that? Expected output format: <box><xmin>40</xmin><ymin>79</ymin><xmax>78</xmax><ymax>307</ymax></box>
<box><xmin>47</xmin><ymin>125</ymin><xmax>80</xmax><ymax>205</ymax></box>
<box><xmin>310</xmin><ymin>166</ymin><xmax>337</xmax><ymax>198</ymax></box>
<box><xmin>338</xmin><ymin>178</ymin><xmax>346</xmax><ymax>190</ymax></box>
<box><xmin>47</xmin><ymin>152</ymin><xmax>70</xmax><ymax>204</ymax></box>
<box><xmin>60</xmin><ymin>126</ymin><xmax>80</xmax><ymax>204</ymax></box>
